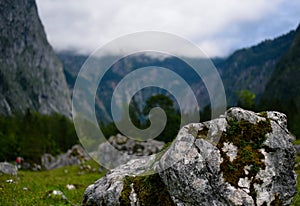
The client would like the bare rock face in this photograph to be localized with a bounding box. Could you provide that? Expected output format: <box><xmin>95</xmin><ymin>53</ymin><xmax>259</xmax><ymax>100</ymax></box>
<box><xmin>41</xmin><ymin>145</ymin><xmax>90</xmax><ymax>170</ymax></box>
<box><xmin>82</xmin><ymin>108</ymin><xmax>297</xmax><ymax>206</ymax></box>
<box><xmin>0</xmin><ymin>0</ymin><xmax>71</xmax><ymax>116</ymax></box>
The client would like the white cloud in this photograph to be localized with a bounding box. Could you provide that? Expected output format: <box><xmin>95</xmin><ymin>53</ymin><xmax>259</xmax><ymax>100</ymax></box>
<box><xmin>36</xmin><ymin>0</ymin><xmax>300</xmax><ymax>57</ymax></box>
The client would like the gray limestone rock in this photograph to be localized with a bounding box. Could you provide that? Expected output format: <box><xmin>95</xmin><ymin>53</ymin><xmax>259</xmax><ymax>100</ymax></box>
<box><xmin>41</xmin><ymin>145</ymin><xmax>90</xmax><ymax>170</ymax></box>
<box><xmin>0</xmin><ymin>162</ymin><xmax>17</xmax><ymax>175</ymax></box>
<box><xmin>95</xmin><ymin>134</ymin><xmax>165</xmax><ymax>169</ymax></box>
<box><xmin>82</xmin><ymin>108</ymin><xmax>297</xmax><ymax>206</ymax></box>
<box><xmin>0</xmin><ymin>0</ymin><xmax>71</xmax><ymax>117</ymax></box>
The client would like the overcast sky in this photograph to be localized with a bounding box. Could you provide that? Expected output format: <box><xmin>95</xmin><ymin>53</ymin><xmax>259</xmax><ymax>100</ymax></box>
<box><xmin>36</xmin><ymin>0</ymin><xmax>300</xmax><ymax>57</ymax></box>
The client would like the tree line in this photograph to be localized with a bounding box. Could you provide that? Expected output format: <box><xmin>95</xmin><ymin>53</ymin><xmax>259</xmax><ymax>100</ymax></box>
<box><xmin>0</xmin><ymin>110</ymin><xmax>78</xmax><ymax>163</ymax></box>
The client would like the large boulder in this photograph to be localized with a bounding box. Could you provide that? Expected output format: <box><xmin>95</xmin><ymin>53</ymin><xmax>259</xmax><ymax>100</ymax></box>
<box><xmin>82</xmin><ymin>108</ymin><xmax>297</xmax><ymax>206</ymax></box>
<box><xmin>41</xmin><ymin>144</ymin><xmax>90</xmax><ymax>170</ymax></box>
<box><xmin>0</xmin><ymin>162</ymin><xmax>17</xmax><ymax>175</ymax></box>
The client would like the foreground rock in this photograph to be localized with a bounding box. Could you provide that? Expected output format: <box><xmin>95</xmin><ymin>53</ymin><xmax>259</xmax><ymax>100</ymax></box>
<box><xmin>0</xmin><ymin>162</ymin><xmax>17</xmax><ymax>175</ymax></box>
<box><xmin>95</xmin><ymin>134</ymin><xmax>164</xmax><ymax>169</ymax></box>
<box><xmin>82</xmin><ymin>108</ymin><xmax>297</xmax><ymax>205</ymax></box>
<box><xmin>41</xmin><ymin>145</ymin><xmax>90</xmax><ymax>170</ymax></box>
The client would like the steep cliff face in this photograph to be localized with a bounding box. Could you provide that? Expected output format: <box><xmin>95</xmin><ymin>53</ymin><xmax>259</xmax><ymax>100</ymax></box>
<box><xmin>0</xmin><ymin>0</ymin><xmax>71</xmax><ymax>116</ymax></box>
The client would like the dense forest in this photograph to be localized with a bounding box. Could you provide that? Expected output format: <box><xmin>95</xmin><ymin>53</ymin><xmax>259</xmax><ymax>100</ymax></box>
<box><xmin>0</xmin><ymin>111</ymin><xmax>78</xmax><ymax>163</ymax></box>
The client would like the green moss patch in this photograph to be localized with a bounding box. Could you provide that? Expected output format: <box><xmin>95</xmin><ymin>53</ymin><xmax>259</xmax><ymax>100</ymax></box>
<box><xmin>119</xmin><ymin>173</ymin><xmax>175</xmax><ymax>206</ymax></box>
<box><xmin>217</xmin><ymin>117</ymin><xmax>272</xmax><ymax>204</ymax></box>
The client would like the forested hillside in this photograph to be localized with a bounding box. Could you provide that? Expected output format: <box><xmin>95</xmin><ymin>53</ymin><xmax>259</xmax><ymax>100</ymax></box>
<box><xmin>0</xmin><ymin>111</ymin><xmax>78</xmax><ymax>163</ymax></box>
<box><xmin>260</xmin><ymin>25</ymin><xmax>300</xmax><ymax>137</ymax></box>
<box><xmin>219</xmin><ymin>30</ymin><xmax>296</xmax><ymax>105</ymax></box>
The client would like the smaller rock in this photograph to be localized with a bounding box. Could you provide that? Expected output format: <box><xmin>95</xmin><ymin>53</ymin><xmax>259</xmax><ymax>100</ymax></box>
<box><xmin>96</xmin><ymin>134</ymin><xmax>165</xmax><ymax>169</ymax></box>
<box><xmin>0</xmin><ymin>162</ymin><xmax>17</xmax><ymax>175</ymax></box>
<box><xmin>41</xmin><ymin>144</ymin><xmax>90</xmax><ymax>170</ymax></box>
<box><xmin>21</xmin><ymin>162</ymin><xmax>31</xmax><ymax>170</ymax></box>
<box><xmin>6</xmin><ymin>179</ymin><xmax>14</xmax><ymax>184</ymax></box>
<box><xmin>47</xmin><ymin>190</ymin><xmax>68</xmax><ymax>202</ymax></box>
<box><xmin>32</xmin><ymin>163</ymin><xmax>41</xmax><ymax>171</ymax></box>
<box><xmin>66</xmin><ymin>184</ymin><xmax>76</xmax><ymax>190</ymax></box>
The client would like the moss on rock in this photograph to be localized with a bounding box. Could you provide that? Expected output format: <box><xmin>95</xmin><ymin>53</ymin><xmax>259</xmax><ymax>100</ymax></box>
<box><xmin>217</xmin><ymin>116</ymin><xmax>272</xmax><ymax>205</ymax></box>
<box><xmin>270</xmin><ymin>194</ymin><xmax>283</xmax><ymax>206</ymax></box>
<box><xmin>119</xmin><ymin>173</ymin><xmax>175</xmax><ymax>206</ymax></box>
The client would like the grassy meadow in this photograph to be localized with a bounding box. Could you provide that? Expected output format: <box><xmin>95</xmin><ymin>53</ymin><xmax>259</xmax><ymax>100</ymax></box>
<box><xmin>0</xmin><ymin>160</ymin><xmax>106</xmax><ymax>205</ymax></box>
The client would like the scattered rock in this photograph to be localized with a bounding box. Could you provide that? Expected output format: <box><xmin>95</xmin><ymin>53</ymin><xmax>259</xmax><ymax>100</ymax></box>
<box><xmin>41</xmin><ymin>144</ymin><xmax>90</xmax><ymax>170</ymax></box>
<box><xmin>20</xmin><ymin>162</ymin><xmax>41</xmax><ymax>171</ymax></box>
<box><xmin>21</xmin><ymin>162</ymin><xmax>31</xmax><ymax>170</ymax></box>
<box><xmin>32</xmin><ymin>163</ymin><xmax>41</xmax><ymax>171</ymax></box>
<box><xmin>66</xmin><ymin>184</ymin><xmax>76</xmax><ymax>190</ymax></box>
<box><xmin>95</xmin><ymin>134</ymin><xmax>165</xmax><ymax>169</ymax></box>
<box><xmin>0</xmin><ymin>162</ymin><xmax>17</xmax><ymax>175</ymax></box>
<box><xmin>5</xmin><ymin>179</ymin><xmax>14</xmax><ymax>184</ymax></box>
<box><xmin>47</xmin><ymin>190</ymin><xmax>68</xmax><ymax>202</ymax></box>
<box><xmin>82</xmin><ymin>108</ymin><xmax>297</xmax><ymax>206</ymax></box>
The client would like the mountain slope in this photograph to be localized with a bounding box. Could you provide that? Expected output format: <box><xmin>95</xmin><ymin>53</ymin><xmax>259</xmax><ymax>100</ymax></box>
<box><xmin>58</xmin><ymin>27</ymin><xmax>297</xmax><ymax>123</ymax></box>
<box><xmin>0</xmin><ymin>0</ymin><xmax>71</xmax><ymax>116</ymax></box>
<box><xmin>218</xmin><ymin>30</ymin><xmax>296</xmax><ymax>105</ymax></box>
<box><xmin>59</xmin><ymin>52</ymin><xmax>209</xmax><ymax>123</ymax></box>
<box><xmin>260</xmin><ymin>24</ymin><xmax>300</xmax><ymax>137</ymax></box>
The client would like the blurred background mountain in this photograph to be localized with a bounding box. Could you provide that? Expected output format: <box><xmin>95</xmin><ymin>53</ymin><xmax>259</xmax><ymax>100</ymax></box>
<box><xmin>58</xmin><ymin>25</ymin><xmax>300</xmax><ymax>137</ymax></box>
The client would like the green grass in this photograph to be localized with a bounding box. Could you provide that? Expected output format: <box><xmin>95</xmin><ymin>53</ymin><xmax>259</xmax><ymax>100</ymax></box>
<box><xmin>291</xmin><ymin>169</ymin><xmax>300</xmax><ymax>206</ymax></box>
<box><xmin>0</xmin><ymin>160</ymin><xmax>106</xmax><ymax>205</ymax></box>
<box><xmin>291</xmin><ymin>147</ymin><xmax>300</xmax><ymax>206</ymax></box>
<box><xmin>294</xmin><ymin>139</ymin><xmax>300</xmax><ymax>145</ymax></box>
